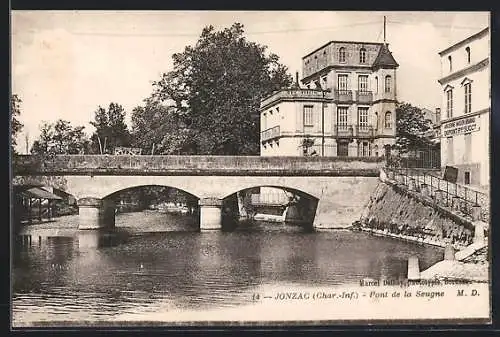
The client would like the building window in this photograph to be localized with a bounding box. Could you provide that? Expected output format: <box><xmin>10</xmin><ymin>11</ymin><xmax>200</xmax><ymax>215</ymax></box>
<box><xmin>384</xmin><ymin>111</ymin><xmax>392</xmax><ymax>129</ymax></box>
<box><xmin>358</xmin><ymin>107</ymin><xmax>369</xmax><ymax>127</ymax></box>
<box><xmin>465</xmin><ymin>47</ymin><xmax>471</xmax><ymax>64</ymax></box>
<box><xmin>358</xmin><ymin>75</ymin><xmax>368</xmax><ymax>92</ymax></box>
<box><xmin>375</xmin><ymin>76</ymin><xmax>378</xmax><ymax>94</ymax></box>
<box><xmin>464</xmin><ymin>171</ymin><xmax>471</xmax><ymax>185</ymax></box>
<box><xmin>447</xmin><ymin>136</ymin><xmax>454</xmax><ymax>163</ymax></box>
<box><xmin>359</xmin><ymin>48</ymin><xmax>367</xmax><ymax>63</ymax></box>
<box><xmin>464</xmin><ymin>132</ymin><xmax>472</xmax><ymax>163</ymax></box>
<box><xmin>337</xmin><ymin>107</ymin><xmax>348</xmax><ymax>126</ymax></box>
<box><xmin>464</xmin><ymin>83</ymin><xmax>471</xmax><ymax>114</ymax></box>
<box><xmin>384</xmin><ymin>75</ymin><xmax>392</xmax><ymax>93</ymax></box>
<box><xmin>448</xmin><ymin>55</ymin><xmax>452</xmax><ymax>72</ymax></box>
<box><xmin>359</xmin><ymin>141</ymin><xmax>370</xmax><ymax>157</ymax></box>
<box><xmin>339</xmin><ymin>47</ymin><xmax>346</xmax><ymax>63</ymax></box>
<box><xmin>263</xmin><ymin>113</ymin><xmax>267</xmax><ymax>130</ymax></box>
<box><xmin>446</xmin><ymin>89</ymin><xmax>453</xmax><ymax>118</ymax></box>
<box><xmin>338</xmin><ymin>74</ymin><xmax>349</xmax><ymax>91</ymax></box>
<box><xmin>303</xmin><ymin>106</ymin><xmax>314</xmax><ymax>127</ymax></box>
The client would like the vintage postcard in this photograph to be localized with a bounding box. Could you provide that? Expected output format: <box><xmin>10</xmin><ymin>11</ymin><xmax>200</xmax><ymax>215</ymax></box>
<box><xmin>11</xmin><ymin>11</ymin><xmax>491</xmax><ymax>327</ymax></box>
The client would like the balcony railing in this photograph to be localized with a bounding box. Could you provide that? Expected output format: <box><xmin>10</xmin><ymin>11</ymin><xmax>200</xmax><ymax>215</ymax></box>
<box><xmin>356</xmin><ymin>90</ymin><xmax>373</xmax><ymax>103</ymax></box>
<box><xmin>261</xmin><ymin>88</ymin><xmax>330</xmax><ymax>107</ymax></box>
<box><xmin>334</xmin><ymin>124</ymin><xmax>354</xmax><ymax>137</ymax></box>
<box><xmin>355</xmin><ymin>125</ymin><xmax>375</xmax><ymax>137</ymax></box>
<box><xmin>334</xmin><ymin>89</ymin><xmax>353</xmax><ymax>102</ymax></box>
<box><xmin>332</xmin><ymin>124</ymin><xmax>376</xmax><ymax>138</ymax></box>
<box><xmin>261</xmin><ymin>125</ymin><xmax>281</xmax><ymax>142</ymax></box>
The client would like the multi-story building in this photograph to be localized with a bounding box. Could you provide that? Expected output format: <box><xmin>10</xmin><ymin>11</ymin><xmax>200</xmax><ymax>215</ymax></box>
<box><xmin>437</xmin><ymin>27</ymin><xmax>490</xmax><ymax>190</ymax></box>
<box><xmin>260</xmin><ymin>40</ymin><xmax>399</xmax><ymax>158</ymax></box>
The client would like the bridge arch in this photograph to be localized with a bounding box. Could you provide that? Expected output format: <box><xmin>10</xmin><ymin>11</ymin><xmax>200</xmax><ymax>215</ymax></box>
<box><xmin>101</xmin><ymin>184</ymin><xmax>200</xmax><ymax>201</ymax></box>
<box><xmin>222</xmin><ymin>184</ymin><xmax>320</xmax><ymax>228</ymax></box>
<box><xmin>220</xmin><ymin>184</ymin><xmax>320</xmax><ymax>201</ymax></box>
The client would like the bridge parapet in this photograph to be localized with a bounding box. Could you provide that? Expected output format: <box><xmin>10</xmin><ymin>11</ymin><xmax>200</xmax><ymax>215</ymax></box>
<box><xmin>13</xmin><ymin>155</ymin><xmax>385</xmax><ymax>177</ymax></box>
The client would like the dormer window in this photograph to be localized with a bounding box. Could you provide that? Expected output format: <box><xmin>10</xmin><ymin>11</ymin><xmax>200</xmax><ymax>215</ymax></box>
<box><xmin>448</xmin><ymin>55</ymin><xmax>452</xmax><ymax>72</ymax></box>
<box><xmin>359</xmin><ymin>48</ymin><xmax>367</xmax><ymax>64</ymax></box>
<box><xmin>465</xmin><ymin>46</ymin><xmax>471</xmax><ymax>64</ymax></box>
<box><xmin>339</xmin><ymin>47</ymin><xmax>346</xmax><ymax>63</ymax></box>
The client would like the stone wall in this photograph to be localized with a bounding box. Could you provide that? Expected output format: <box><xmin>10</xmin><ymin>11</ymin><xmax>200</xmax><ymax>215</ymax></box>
<box><xmin>361</xmin><ymin>182</ymin><xmax>475</xmax><ymax>249</ymax></box>
<box><xmin>13</xmin><ymin>155</ymin><xmax>384</xmax><ymax>176</ymax></box>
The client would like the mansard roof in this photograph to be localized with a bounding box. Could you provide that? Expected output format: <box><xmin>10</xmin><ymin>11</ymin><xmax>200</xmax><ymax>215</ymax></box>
<box><xmin>372</xmin><ymin>43</ymin><xmax>399</xmax><ymax>70</ymax></box>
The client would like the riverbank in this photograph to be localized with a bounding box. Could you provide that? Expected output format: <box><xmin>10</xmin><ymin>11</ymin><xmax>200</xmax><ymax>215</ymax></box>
<box><xmin>353</xmin><ymin>177</ymin><xmax>489</xmax><ymax>282</ymax></box>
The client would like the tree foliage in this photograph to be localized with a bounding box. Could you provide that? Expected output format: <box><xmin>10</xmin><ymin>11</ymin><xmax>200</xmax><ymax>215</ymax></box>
<box><xmin>394</xmin><ymin>102</ymin><xmax>434</xmax><ymax>153</ymax></box>
<box><xmin>90</xmin><ymin>103</ymin><xmax>131</xmax><ymax>154</ymax></box>
<box><xmin>11</xmin><ymin>94</ymin><xmax>24</xmax><ymax>154</ymax></box>
<box><xmin>30</xmin><ymin>119</ymin><xmax>89</xmax><ymax>155</ymax></box>
<box><xmin>130</xmin><ymin>97</ymin><xmax>196</xmax><ymax>154</ymax></box>
<box><xmin>152</xmin><ymin>22</ymin><xmax>292</xmax><ymax>155</ymax></box>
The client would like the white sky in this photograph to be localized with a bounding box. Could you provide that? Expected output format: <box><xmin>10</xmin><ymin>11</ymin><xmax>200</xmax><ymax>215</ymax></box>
<box><xmin>11</xmin><ymin>11</ymin><xmax>490</xmax><ymax>153</ymax></box>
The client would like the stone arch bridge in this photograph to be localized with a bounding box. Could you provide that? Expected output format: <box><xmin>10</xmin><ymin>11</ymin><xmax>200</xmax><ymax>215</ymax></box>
<box><xmin>13</xmin><ymin>155</ymin><xmax>384</xmax><ymax>230</ymax></box>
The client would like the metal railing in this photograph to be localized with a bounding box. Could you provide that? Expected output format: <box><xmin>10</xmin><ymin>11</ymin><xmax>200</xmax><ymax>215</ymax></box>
<box><xmin>385</xmin><ymin>166</ymin><xmax>489</xmax><ymax>222</ymax></box>
<box><xmin>261</xmin><ymin>88</ymin><xmax>330</xmax><ymax>107</ymax></box>
<box><xmin>355</xmin><ymin>90</ymin><xmax>373</xmax><ymax>103</ymax></box>
<box><xmin>334</xmin><ymin>89</ymin><xmax>353</xmax><ymax>102</ymax></box>
<box><xmin>334</xmin><ymin>124</ymin><xmax>354</xmax><ymax>137</ymax></box>
<box><xmin>261</xmin><ymin>126</ymin><xmax>280</xmax><ymax>142</ymax></box>
<box><xmin>354</xmin><ymin>125</ymin><xmax>375</xmax><ymax>137</ymax></box>
<box><xmin>386</xmin><ymin>148</ymin><xmax>441</xmax><ymax>170</ymax></box>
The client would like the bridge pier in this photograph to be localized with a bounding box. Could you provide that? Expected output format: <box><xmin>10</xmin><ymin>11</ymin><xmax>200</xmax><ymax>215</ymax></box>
<box><xmin>199</xmin><ymin>198</ymin><xmax>223</xmax><ymax>230</ymax></box>
<box><xmin>77</xmin><ymin>198</ymin><xmax>115</xmax><ymax>230</ymax></box>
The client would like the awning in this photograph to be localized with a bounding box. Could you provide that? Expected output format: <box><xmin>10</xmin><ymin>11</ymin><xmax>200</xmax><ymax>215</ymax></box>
<box><xmin>20</xmin><ymin>187</ymin><xmax>63</xmax><ymax>200</ymax></box>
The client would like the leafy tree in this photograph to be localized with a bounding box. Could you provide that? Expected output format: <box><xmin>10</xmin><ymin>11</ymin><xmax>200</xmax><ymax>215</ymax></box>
<box><xmin>152</xmin><ymin>22</ymin><xmax>292</xmax><ymax>155</ymax></box>
<box><xmin>90</xmin><ymin>103</ymin><xmax>131</xmax><ymax>154</ymax></box>
<box><xmin>30</xmin><ymin>119</ymin><xmax>89</xmax><ymax>155</ymax></box>
<box><xmin>130</xmin><ymin>97</ymin><xmax>197</xmax><ymax>154</ymax></box>
<box><xmin>393</xmin><ymin>102</ymin><xmax>434</xmax><ymax>153</ymax></box>
<box><xmin>11</xmin><ymin>94</ymin><xmax>24</xmax><ymax>154</ymax></box>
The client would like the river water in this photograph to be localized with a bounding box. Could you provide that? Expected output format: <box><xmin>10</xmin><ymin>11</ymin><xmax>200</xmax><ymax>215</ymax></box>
<box><xmin>12</xmin><ymin>211</ymin><xmax>444</xmax><ymax>326</ymax></box>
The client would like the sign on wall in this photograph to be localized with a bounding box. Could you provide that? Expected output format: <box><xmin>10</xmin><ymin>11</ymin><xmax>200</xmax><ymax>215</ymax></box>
<box><xmin>442</xmin><ymin>116</ymin><xmax>479</xmax><ymax>137</ymax></box>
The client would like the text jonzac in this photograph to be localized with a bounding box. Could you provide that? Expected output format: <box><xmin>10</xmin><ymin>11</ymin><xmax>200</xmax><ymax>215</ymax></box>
<box><xmin>443</xmin><ymin>117</ymin><xmax>478</xmax><ymax>137</ymax></box>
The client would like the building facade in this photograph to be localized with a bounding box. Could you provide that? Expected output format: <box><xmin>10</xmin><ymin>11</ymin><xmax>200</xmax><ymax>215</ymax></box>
<box><xmin>260</xmin><ymin>40</ymin><xmax>399</xmax><ymax>157</ymax></box>
<box><xmin>437</xmin><ymin>27</ymin><xmax>490</xmax><ymax>190</ymax></box>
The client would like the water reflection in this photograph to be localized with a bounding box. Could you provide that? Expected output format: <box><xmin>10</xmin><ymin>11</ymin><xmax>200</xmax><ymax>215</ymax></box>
<box><xmin>12</xmin><ymin>211</ymin><xmax>444</xmax><ymax>325</ymax></box>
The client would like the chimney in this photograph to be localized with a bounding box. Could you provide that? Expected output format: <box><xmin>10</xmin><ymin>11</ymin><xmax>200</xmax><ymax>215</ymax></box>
<box><xmin>295</xmin><ymin>72</ymin><xmax>300</xmax><ymax>87</ymax></box>
<box><xmin>435</xmin><ymin>108</ymin><xmax>441</xmax><ymax>123</ymax></box>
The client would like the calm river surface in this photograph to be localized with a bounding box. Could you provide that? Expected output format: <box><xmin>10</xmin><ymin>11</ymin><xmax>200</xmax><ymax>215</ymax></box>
<box><xmin>12</xmin><ymin>211</ymin><xmax>444</xmax><ymax>326</ymax></box>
